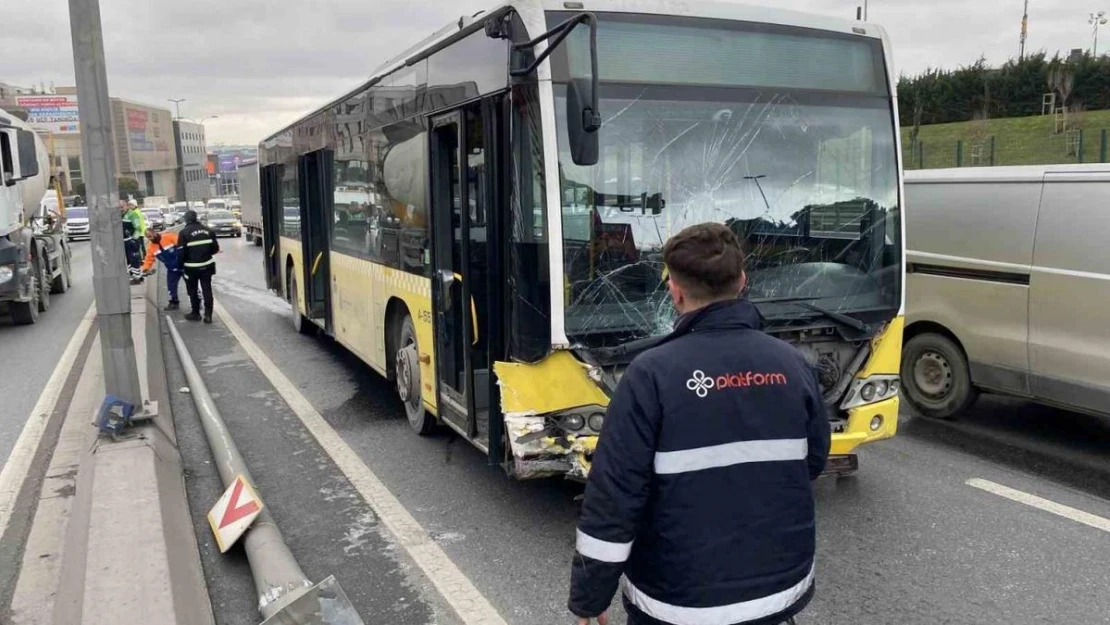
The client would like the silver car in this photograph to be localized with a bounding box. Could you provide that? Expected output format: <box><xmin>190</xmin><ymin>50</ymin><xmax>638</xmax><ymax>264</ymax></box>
<box><xmin>902</xmin><ymin>164</ymin><xmax>1110</xmax><ymax>419</ymax></box>
<box><xmin>204</xmin><ymin>209</ymin><xmax>242</xmax><ymax>238</ymax></box>
<box><xmin>65</xmin><ymin>206</ymin><xmax>91</xmax><ymax>240</ymax></box>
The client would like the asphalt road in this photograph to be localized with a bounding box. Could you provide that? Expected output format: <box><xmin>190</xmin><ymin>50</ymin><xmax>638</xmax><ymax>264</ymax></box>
<box><xmin>0</xmin><ymin>241</ymin><xmax>94</xmax><ymax>470</ymax></box>
<box><xmin>181</xmin><ymin>239</ymin><xmax>1110</xmax><ymax>625</ymax></box>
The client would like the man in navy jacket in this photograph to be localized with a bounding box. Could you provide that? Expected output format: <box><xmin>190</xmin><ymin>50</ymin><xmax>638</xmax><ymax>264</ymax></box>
<box><xmin>569</xmin><ymin>223</ymin><xmax>830</xmax><ymax>625</ymax></box>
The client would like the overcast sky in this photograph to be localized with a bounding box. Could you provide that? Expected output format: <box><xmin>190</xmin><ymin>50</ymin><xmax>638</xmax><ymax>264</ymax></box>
<box><xmin>3</xmin><ymin>0</ymin><xmax>1099</xmax><ymax>145</ymax></box>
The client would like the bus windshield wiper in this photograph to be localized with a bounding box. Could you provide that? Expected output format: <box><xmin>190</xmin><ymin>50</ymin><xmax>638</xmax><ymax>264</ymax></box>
<box><xmin>794</xmin><ymin>302</ymin><xmax>870</xmax><ymax>333</ymax></box>
<box><xmin>749</xmin><ymin>296</ymin><xmax>817</xmax><ymax>305</ymax></box>
<box><xmin>586</xmin><ymin>335</ymin><xmax>667</xmax><ymax>366</ymax></box>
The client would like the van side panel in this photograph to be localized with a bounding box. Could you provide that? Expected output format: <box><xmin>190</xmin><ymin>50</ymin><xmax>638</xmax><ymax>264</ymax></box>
<box><xmin>904</xmin><ymin>179</ymin><xmax>1040</xmax><ymax>394</ymax></box>
<box><xmin>1029</xmin><ymin>175</ymin><xmax>1110</xmax><ymax>413</ymax></box>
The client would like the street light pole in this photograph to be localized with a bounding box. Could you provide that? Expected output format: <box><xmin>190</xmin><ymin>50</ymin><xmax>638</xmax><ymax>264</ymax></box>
<box><xmin>1092</xmin><ymin>11</ymin><xmax>1108</xmax><ymax>57</ymax></box>
<box><xmin>68</xmin><ymin>0</ymin><xmax>142</xmax><ymax>406</ymax></box>
<box><xmin>1020</xmin><ymin>0</ymin><xmax>1029</xmax><ymax>59</ymax></box>
<box><xmin>744</xmin><ymin>175</ymin><xmax>770</xmax><ymax>211</ymax></box>
<box><xmin>168</xmin><ymin>97</ymin><xmax>186</xmax><ymax>120</ymax></box>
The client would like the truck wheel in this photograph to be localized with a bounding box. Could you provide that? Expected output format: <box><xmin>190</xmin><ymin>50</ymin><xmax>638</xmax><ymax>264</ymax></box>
<box><xmin>11</xmin><ymin>275</ymin><xmax>40</xmax><ymax>325</ymax></box>
<box><xmin>396</xmin><ymin>314</ymin><xmax>435</xmax><ymax>435</ymax></box>
<box><xmin>253</xmin><ymin>232</ymin><xmax>263</xmax><ymax>247</ymax></box>
<box><xmin>36</xmin><ymin>256</ymin><xmax>50</xmax><ymax>313</ymax></box>
<box><xmin>51</xmin><ymin>247</ymin><xmax>70</xmax><ymax>294</ymax></box>
<box><xmin>901</xmin><ymin>333</ymin><xmax>978</xmax><ymax>420</ymax></box>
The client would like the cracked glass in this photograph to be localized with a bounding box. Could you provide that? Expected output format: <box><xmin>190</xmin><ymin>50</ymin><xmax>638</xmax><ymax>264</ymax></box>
<box><xmin>550</xmin><ymin>13</ymin><xmax>902</xmax><ymax>347</ymax></box>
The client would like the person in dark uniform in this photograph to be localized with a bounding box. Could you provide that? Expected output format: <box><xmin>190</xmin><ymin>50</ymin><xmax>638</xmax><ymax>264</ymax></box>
<box><xmin>176</xmin><ymin>210</ymin><xmax>220</xmax><ymax>323</ymax></box>
<box><xmin>569</xmin><ymin>223</ymin><xmax>830</xmax><ymax>625</ymax></box>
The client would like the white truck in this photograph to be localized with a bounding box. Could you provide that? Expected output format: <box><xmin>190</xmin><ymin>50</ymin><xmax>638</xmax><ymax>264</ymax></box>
<box><xmin>143</xmin><ymin>195</ymin><xmax>169</xmax><ymax>209</ymax></box>
<box><xmin>0</xmin><ymin>109</ymin><xmax>73</xmax><ymax>324</ymax></box>
<box><xmin>237</xmin><ymin>159</ymin><xmax>263</xmax><ymax>246</ymax></box>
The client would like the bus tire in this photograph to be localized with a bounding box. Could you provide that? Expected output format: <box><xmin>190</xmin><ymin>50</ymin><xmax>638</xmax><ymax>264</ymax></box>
<box><xmin>288</xmin><ymin>273</ymin><xmax>312</xmax><ymax>335</ymax></box>
<box><xmin>397</xmin><ymin>314</ymin><xmax>435</xmax><ymax>435</ymax></box>
<box><xmin>901</xmin><ymin>333</ymin><xmax>977</xmax><ymax>420</ymax></box>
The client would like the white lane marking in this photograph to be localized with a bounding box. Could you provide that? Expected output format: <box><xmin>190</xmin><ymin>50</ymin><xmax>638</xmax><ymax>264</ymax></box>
<box><xmin>967</xmin><ymin>478</ymin><xmax>1110</xmax><ymax>534</ymax></box>
<box><xmin>215</xmin><ymin>301</ymin><xmax>508</xmax><ymax>625</ymax></box>
<box><xmin>0</xmin><ymin>302</ymin><xmax>96</xmax><ymax>538</ymax></box>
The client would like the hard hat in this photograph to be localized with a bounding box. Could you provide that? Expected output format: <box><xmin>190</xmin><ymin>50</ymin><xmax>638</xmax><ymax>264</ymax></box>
<box><xmin>128</xmin><ymin>199</ymin><xmax>138</xmax><ymax>207</ymax></box>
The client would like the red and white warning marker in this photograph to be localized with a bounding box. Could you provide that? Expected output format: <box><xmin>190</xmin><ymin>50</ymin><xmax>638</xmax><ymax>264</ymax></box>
<box><xmin>208</xmin><ymin>475</ymin><xmax>264</xmax><ymax>553</ymax></box>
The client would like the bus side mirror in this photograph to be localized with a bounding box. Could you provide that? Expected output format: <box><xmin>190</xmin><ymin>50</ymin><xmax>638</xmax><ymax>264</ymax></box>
<box><xmin>567</xmin><ymin>77</ymin><xmax>600</xmax><ymax>166</ymax></box>
<box><xmin>507</xmin><ymin>11</ymin><xmax>601</xmax><ymax>166</ymax></box>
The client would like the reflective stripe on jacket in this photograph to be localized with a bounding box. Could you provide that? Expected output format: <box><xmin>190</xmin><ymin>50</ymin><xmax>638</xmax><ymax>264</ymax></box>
<box><xmin>176</xmin><ymin>222</ymin><xmax>219</xmax><ymax>272</ymax></box>
<box><xmin>569</xmin><ymin>299</ymin><xmax>830</xmax><ymax>625</ymax></box>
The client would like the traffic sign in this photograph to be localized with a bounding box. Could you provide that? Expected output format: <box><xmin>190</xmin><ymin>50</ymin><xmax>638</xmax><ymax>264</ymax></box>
<box><xmin>208</xmin><ymin>475</ymin><xmax>264</xmax><ymax>553</ymax></box>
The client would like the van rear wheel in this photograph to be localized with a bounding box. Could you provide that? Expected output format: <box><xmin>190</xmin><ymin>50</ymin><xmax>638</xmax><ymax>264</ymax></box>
<box><xmin>901</xmin><ymin>333</ymin><xmax>977</xmax><ymax>420</ymax></box>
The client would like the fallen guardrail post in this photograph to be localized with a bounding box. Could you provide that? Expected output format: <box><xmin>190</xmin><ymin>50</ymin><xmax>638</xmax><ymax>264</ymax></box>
<box><xmin>167</xmin><ymin>318</ymin><xmax>364</xmax><ymax>625</ymax></box>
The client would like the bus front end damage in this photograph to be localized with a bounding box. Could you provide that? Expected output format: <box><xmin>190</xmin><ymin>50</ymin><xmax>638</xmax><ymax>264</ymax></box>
<box><xmin>495</xmin><ymin>352</ymin><xmax>609</xmax><ymax>481</ymax></box>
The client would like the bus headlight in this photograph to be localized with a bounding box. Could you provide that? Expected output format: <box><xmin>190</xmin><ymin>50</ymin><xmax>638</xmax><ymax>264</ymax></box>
<box><xmin>554</xmin><ymin>406</ymin><xmax>607</xmax><ymax>434</ymax></box>
<box><xmin>0</xmin><ymin>264</ymin><xmax>13</xmax><ymax>284</ymax></box>
<box><xmin>840</xmin><ymin>375</ymin><xmax>900</xmax><ymax>410</ymax></box>
<box><xmin>562</xmin><ymin>413</ymin><xmax>585</xmax><ymax>431</ymax></box>
<box><xmin>587</xmin><ymin>413</ymin><xmax>605</xmax><ymax>432</ymax></box>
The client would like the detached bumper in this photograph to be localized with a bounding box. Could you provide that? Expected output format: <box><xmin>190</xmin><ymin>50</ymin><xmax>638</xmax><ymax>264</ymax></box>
<box><xmin>504</xmin><ymin>414</ymin><xmax>598</xmax><ymax>481</ymax></box>
<box><xmin>830</xmin><ymin>396</ymin><xmax>899</xmax><ymax>456</ymax></box>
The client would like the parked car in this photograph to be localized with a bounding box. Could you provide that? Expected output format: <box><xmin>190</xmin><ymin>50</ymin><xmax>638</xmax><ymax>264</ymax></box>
<box><xmin>65</xmin><ymin>206</ymin><xmax>91</xmax><ymax>241</ymax></box>
<box><xmin>204</xmin><ymin>209</ymin><xmax>242</xmax><ymax>238</ymax></box>
<box><xmin>142</xmin><ymin>208</ymin><xmax>166</xmax><ymax>232</ymax></box>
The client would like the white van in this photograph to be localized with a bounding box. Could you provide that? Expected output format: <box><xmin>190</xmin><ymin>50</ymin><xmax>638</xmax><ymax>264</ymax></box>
<box><xmin>206</xmin><ymin>198</ymin><xmax>228</xmax><ymax>211</ymax></box>
<box><xmin>902</xmin><ymin>164</ymin><xmax>1110</xmax><ymax>419</ymax></box>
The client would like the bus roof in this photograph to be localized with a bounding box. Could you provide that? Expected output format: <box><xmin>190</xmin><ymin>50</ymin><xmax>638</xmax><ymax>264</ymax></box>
<box><xmin>261</xmin><ymin>0</ymin><xmax>885</xmax><ymax>146</ymax></box>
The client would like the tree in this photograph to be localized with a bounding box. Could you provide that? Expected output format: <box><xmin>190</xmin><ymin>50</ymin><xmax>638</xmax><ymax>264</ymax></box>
<box><xmin>897</xmin><ymin>52</ymin><xmax>1110</xmax><ymax>126</ymax></box>
<box><xmin>118</xmin><ymin>177</ymin><xmax>144</xmax><ymax>203</ymax></box>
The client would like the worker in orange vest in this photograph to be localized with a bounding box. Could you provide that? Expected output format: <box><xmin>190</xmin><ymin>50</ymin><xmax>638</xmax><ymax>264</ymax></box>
<box><xmin>141</xmin><ymin>230</ymin><xmax>183</xmax><ymax>311</ymax></box>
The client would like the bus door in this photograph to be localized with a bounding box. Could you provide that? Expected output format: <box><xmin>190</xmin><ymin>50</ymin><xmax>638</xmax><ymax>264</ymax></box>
<box><xmin>260</xmin><ymin>164</ymin><xmax>283</xmax><ymax>292</ymax></box>
<box><xmin>430</xmin><ymin>108</ymin><xmax>490</xmax><ymax>443</ymax></box>
<box><xmin>298</xmin><ymin>149</ymin><xmax>333</xmax><ymax>331</ymax></box>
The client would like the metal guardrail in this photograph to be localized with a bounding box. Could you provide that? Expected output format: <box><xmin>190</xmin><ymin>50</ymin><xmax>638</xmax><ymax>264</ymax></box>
<box><xmin>166</xmin><ymin>318</ymin><xmax>363</xmax><ymax>625</ymax></box>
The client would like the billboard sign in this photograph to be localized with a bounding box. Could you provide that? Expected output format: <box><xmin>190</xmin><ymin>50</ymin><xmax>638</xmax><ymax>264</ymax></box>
<box><xmin>118</xmin><ymin>101</ymin><xmax>177</xmax><ymax>171</ymax></box>
<box><xmin>16</xmin><ymin>95</ymin><xmax>80</xmax><ymax>134</ymax></box>
<box><xmin>218</xmin><ymin>153</ymin><xmax>242</xmax><ymax>173</ymax></box>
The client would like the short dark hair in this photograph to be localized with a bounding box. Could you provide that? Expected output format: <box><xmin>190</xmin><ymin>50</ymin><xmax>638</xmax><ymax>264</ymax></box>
<box><xmin>183</xmin><ymin>209</ymin><xmax>198</xmax><ymax>224</ymax></box>
<box><xmin>663</xmin><ymin>223</ymin><xmax>747</xmax><ymax>301</ymax></box>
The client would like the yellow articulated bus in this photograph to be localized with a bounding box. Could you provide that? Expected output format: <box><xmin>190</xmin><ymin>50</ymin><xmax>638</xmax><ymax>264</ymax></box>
<box><xmin>257</xmin><ymin>0</ymin><xmax>905</xmax><ymax>480</ymax></box>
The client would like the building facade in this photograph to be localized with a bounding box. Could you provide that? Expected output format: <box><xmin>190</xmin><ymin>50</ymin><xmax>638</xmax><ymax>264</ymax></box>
<box><xmin>110</xmin><ymin>98</ymin><xmax>178</xmax><ymax>199</ymax></box>
<box><xmin>173</xmin><ymin>120</ymin><xmax>208</xmax><ymax>204</ymax></box>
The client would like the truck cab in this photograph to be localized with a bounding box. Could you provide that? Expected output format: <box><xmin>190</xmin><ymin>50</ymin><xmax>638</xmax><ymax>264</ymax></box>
<box><xmin>0</xmin><ymin>109</ymin><xmax>72</xmax><ymax>324</ymax></box>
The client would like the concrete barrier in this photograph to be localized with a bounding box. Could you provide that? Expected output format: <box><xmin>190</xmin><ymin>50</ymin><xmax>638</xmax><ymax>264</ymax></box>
<box><xmin>46</xmin><ymin>274</ymin><xmax>214</xmax><ymax>625</ymax></box>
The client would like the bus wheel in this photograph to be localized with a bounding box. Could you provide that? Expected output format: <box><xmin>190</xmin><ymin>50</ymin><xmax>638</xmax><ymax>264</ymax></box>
<box><xmin>397</xmin><ymin>315</ymin><xmax>435</xmax><ymax>435</ymax></box>
<box><xmin>288</xmin><ymin>273</ymin><xmax>312</xmax><ymax>335</ymax></box>
<box><xmin>901</xmin><ymin>333</ymin><xmax>977</xmax><ymax>420</ymax></box>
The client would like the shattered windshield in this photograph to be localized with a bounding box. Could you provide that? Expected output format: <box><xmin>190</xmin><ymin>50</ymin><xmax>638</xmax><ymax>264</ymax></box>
<box><xmin>550</xmin><ymin>13</ymin><xmax>901</xmax><ymax>346</ymax></box>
